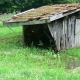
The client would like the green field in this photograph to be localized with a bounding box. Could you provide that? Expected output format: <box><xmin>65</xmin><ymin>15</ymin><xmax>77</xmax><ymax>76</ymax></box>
<box><xmin>0</xmin><ymin>22</ymin><xmax>80</xmax><ymax>80</ymax></box>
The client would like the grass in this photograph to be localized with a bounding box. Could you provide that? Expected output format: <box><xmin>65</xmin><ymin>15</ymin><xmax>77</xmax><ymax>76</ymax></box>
<box><xmin>0</xmin><ymin>21</ymin><xmax>80</xmax><ymax>80</ymax></box>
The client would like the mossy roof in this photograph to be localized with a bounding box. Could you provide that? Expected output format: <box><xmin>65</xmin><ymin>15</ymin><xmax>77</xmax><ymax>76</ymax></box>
<box><xmin>6</xmin><ymin>3</ymin><xmax>80</xmax><ymax>23</ymax></box>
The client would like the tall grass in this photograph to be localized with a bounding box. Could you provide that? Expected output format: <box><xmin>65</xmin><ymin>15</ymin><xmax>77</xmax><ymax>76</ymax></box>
<box><xmin>0</xmin><ymin>15</ymin><xmax>80</xmax><ymax>80</ymax></box>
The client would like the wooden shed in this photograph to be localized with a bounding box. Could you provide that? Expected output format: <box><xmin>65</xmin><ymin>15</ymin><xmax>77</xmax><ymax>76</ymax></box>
<box><xmin>4</xmin><ymin>3</ymin><xmax>80</xmax><ymax>52</ymax></box>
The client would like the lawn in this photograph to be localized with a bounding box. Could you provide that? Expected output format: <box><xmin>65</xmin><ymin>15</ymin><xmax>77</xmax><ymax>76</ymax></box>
<box><xmin>0</xmin><ymin>21</ymin><xmax>80</xmax><ymax>80</ymax></box>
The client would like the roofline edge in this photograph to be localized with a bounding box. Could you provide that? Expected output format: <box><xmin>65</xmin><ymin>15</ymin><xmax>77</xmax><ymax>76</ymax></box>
<box><xmin>4</xmin><ymin>8</ymin><xmax>80</xmax><ymax>26</ymax></box>
<box><xmin>4</xmin><ymin>19</ymin><xmax>50</xmax><ymax>26</ymax></box>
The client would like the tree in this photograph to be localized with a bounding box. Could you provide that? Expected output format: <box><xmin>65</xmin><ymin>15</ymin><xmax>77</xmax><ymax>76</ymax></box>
<box><xmin>0</xmin><ymin>0</ymin><xmax>80</xmax><ymax>13</ymax></box>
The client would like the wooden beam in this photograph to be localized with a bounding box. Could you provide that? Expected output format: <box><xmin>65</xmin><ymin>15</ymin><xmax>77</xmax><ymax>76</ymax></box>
<box><xmin>4</xmin><ymin>19</ymin><xmax>50</xmax><ymax>26</ymax></box>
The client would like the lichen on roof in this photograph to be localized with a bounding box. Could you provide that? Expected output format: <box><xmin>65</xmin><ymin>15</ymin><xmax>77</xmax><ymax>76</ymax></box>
<box><xmin>7</xmin><ymin>3</ymin><xmax>80</xmax><ymax>22</ymax></box>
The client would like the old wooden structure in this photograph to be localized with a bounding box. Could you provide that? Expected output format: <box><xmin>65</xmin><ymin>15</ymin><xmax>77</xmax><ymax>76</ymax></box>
<box><xmin>4</xmin><ymin>3</ymin><xmax>80</xmax><ymax>52</ymax></box>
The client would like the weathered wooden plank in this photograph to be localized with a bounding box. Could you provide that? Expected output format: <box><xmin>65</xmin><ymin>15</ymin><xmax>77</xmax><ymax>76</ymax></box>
<box><xmin>48</xmin><ymin>22</ymin><xmax>57</xmax><ymax>40</ymax></box>
<box><xmin>64</xmin><ymin>18</ymin><xmax>68</xmax><ymax>49</ymax></box>
<box><xmin>60</xmin><ymin>19</ymin><xmax>64</xmax><ymax>50</ymax></box>
<box><xmin>56</xmin><ymin>21</ymin><xmax>60</xmax><ymax>51</ymax></box>
<box><xmin>48</xmin><ymin>21</ymin><xmax>58</xmax><ymax>51</ymax></box>
<box><xmin>70</xmin><ymin>16</ymin><xmax>75</xmax><ymax>48</ymax></box>
<box><xmin>62</xmin><ymin>18</ymin><xmax>66</xmax><ymax>49</ymax></box>
<box><xmin>63</xmin><ymin>15</ymin><xmax>76</xmax><ymax>49</ymax></box>
<box><xmin>4</xmin><ymin>19</ymin><xmax>50</xmax><ymax>26</ymax></box>
<box><xmin>69</xmin><ymin>16</ymin><xmax>76</xmax><ymax>48</ymax></box>
<box><xmin>48</xmin><ymin>20</ymin><xmax>61</xmax><ymax>51</ymax></box>
<box><xmin>68</xmin><ymin>17</ymin><xmax>72</xmax><ymax>48</ymax></box>
<box><xmin>75</xmin><ymin>19</ymin><xmax>80</xmax><ymax>47</ymax></box>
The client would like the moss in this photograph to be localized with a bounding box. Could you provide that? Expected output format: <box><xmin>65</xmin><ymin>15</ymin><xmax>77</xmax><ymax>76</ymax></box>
<box><xmin>7</xmin><ymin>3</ymin><xmax>80</xmax><ymax>22</ymax></box>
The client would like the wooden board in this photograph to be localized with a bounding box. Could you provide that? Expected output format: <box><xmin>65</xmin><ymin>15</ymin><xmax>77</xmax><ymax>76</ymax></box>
<box><xmin>48</xmin><ymin>14</ymin><xmax>76</xmax><ymax>51</ymax></box>
<box><xmin>75</xmin><ymin>19</ymin><xmax>80</xmax><ymax>47</ymax></box>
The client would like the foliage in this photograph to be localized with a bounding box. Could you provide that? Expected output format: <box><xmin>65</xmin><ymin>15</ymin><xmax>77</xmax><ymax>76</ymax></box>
<box><xmin>0</xmin><ymin>0</ymin><xmax>80</xmax><ymax>13</ymax></box>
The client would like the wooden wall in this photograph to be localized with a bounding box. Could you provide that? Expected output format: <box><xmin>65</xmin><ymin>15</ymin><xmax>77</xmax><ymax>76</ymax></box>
<box><xmin>48</xmin><ymin>13</ymin><xmax>80</xmax><ymax>51</ymax></box>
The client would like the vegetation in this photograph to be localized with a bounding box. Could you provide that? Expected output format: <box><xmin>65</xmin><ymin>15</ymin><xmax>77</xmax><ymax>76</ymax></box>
<box><xmin>0</xmin><ymin>18</ymin><xmax>80</xmax><ymax>79</ymax></box>
<box><xmin>0</xmin><ymin>0</ymin><xmax>80</xmax><ymax>79</ymax></box>
<box><xmin>0</xmin><ymin>0</ymin><xmax>80</xmax><ymax>13</ymax></box>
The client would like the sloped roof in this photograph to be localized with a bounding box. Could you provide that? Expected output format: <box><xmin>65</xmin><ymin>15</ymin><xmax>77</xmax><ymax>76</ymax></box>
<box><xmin>5</xmin><ymin>3</ymin><xmax>80</xmax><ymax>25</ymax></box>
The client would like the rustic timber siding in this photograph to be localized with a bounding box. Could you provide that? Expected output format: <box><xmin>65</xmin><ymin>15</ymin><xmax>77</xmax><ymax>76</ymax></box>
<box><xmin>48</xmin><ymin>19</ymin><xmax>64</xmax><ymax>51</ymax></box>
<box><xmin>48</xmin><ymin>13</ymin><xmax>78</xmax><ymax>51</ymax></box>
<box><xmin>75</xmin><ymin>12</ymin><xmax>80</xmax><ymax>47</ymax></box>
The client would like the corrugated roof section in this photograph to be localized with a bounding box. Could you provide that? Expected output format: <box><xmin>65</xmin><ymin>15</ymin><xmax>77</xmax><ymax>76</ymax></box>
<box><xmin>6</xmin><ymin>3</ymin><xmax>80</xmax><ymax>23</ymax></box>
